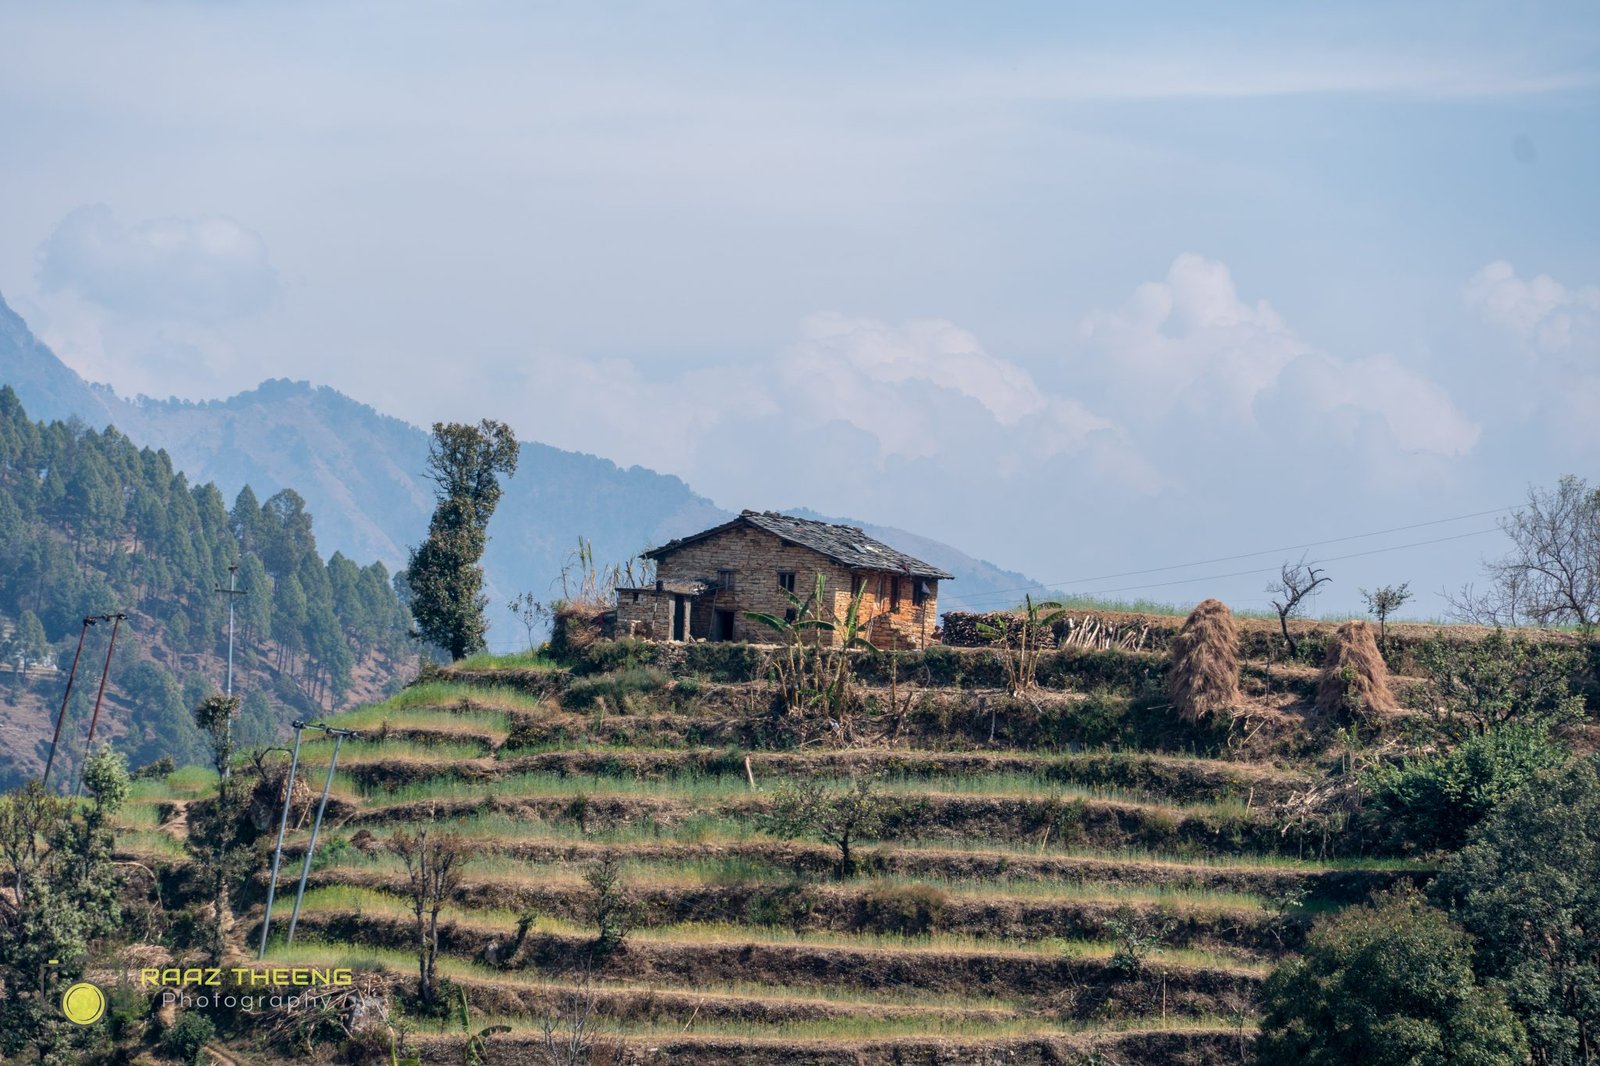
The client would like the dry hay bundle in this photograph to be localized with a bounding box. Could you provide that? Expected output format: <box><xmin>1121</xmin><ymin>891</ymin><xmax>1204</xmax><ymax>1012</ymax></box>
<box><xmin>1168</xmin><ymin>598</ymin><xmax>1241</xmax><ymax>721</ymax></box>
<box><xmin>1316</xmin><ymin>619</ymin><xmax>1398</xmax><ymax>721</ymax></box>
<box><xmin>550</xmin><ymin>601</ymin><xmax>607</xmax><ymax>657</ymax></box>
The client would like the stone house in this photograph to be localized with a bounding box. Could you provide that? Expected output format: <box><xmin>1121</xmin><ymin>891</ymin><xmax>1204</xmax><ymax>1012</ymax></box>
<box><xmin>614</xmin><ymin>511</ymin><xmax>953</xmax><ymax>649</ymax></box>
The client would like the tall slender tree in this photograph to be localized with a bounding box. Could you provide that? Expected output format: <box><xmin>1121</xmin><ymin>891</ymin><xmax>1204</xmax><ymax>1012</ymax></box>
<box><xmin>406</xmin><ymin>421</ymin><xmax>519</xmax><ymax>660</ymax></box>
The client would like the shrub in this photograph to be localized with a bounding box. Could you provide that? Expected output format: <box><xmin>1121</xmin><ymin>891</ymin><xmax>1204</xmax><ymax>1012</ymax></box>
<box><xmin>745</xmin><ymin>881</ymin><xmax>819</xmax><ymax>932</ymax></box>
<box><xmin>574</xmin><ymin>637</ymin><xmax>655</xmax><ymax>675</ymax></box>
<box><xmin>1255</xmin><ymin>888</ymin><xmax>1527</xmax><ymax>1066</ymax></box>
<box><xmin>1431</xmin><ymin>758</ymin><xmax>1600</xmax><ymax>1065</ymax></box>
<box><xmin>562</xmin><ymin>667</ymin><xmax>669</xmax><ymax>711</ymax></box>
<box><xmin>1038</xmin><ymin>689</ymin><xmax>1128</xmax><ymax>748</ymax></box>
<box><xmin>1316</xmin><ymin>620</ymin><xmax>1399</xmax><ymax>722</ymax></box>
<box><xmin>1416</xmin><ymin>629</ymin><xmax>1585</xmax><ymax>734</ymax></box>
<box><xmin>857</xmin><ymin>883</ymin><xmax>949</xmax><ymax>937</ymax></box>
<box><xmin>309</xmin><ymin>834</ymin><xmax>354</xmax><ymax>871</ymax></box>
<box><xmin>1167</xmin><ymin>599</ymin><xmax>1240</xmax><ymax>721</ymax></box>
<box><xmin>161</xmin><ymin>1011</ymin><xmax>217</xmax><ymax>1066</ymax></box>
<box><xmin>132</xmin><ymin>755</ymin><xmax>177</xmax><ymax>780</ymax></box>
<box><xmin>760</xmin><ymin>776</ymin><xmax>888</xmax><ymax>879</ymax></box>
<box><xmin>1363</xmin><ymin>722</ymin><xmax>1568</xmax><ymax>854</ymax></box>
<box><xmin>1104</xmin><ymin>906</ymin><xmax>1167</xmax><ymax>975</ymax></box>
<box><xmin>583</xmin><ymin>854</ymin><xmax>642</xmax><ymax>951</ymax></box>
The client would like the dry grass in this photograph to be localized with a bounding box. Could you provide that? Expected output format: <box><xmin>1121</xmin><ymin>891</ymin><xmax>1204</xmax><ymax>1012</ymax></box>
<box><xmin>1315</xmin><ymin>620</ymin><xmax>1398</xmax><ymax>721</ymax></box>
<box><xmin>1167</xmin><ymin>599</ymin><xmax>1241</xmax><ymax>721</ymax></box>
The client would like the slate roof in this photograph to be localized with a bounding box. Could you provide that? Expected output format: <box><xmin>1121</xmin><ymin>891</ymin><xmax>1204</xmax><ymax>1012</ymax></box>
<box><xmin>643</xmin><ymin>510</ymin><xmax>955</xmax><ymax>580</ymax></box>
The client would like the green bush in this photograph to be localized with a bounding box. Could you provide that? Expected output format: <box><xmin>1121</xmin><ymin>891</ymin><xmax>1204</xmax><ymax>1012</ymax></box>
<box><xmin>681</xmin><ymin>641</ymin><xmax>768</xmax><ymax>682</ymax></box>
<box><xmin>562</xmin><ymin>667</ymin><xmax>669</xmax><ymax>710</ymax></box>
<box><xmin>1363</xmin><ymin>722</ymin><xmax>1568</xmax><ymax>854</ymax></box>
<box><xmin>1431</xmin><ymin>758</ymin><xmax>1600</xmax><ymax>1065</ymax></box>
<box><xmin>1255</xmin><ymin>888</ymin><xmax>1527</xmax><ymax>1066</ymax></box>
<box><xmin>1036</xmin><ymin>690</ymin><xmax>1129</xmax><ymax>748</ymax></box>
<box><xmin>161</xmin><ymin>1011</ymin><xmax>216</xmax><ymax>1066</ymax></box>
<box><xmin>572</xmin><ymin>637</ymin><xmax>656</xmax><ymax>675</ymax></box>
<box><xmin>745</xmin><ymin>881</ymin><xmax>818</xmax><ymax>932</ymax></box>
<box><xmin>308</xmin><ymin>834</ymin><xmax>354</xmax><ymax>871</ymax></box>
<box><xmin>1104</xmin><ymin>906</ymin><xmax>1167</xmax><ymax>974</ymax></box>
<box><xmin>1416</xmin><ymin>629</ymin><xmax>1586</xmax><ymax>734</ymax></box>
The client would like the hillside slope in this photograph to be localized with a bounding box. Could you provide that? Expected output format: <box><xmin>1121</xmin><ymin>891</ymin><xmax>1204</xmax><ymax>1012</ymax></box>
<box><xmin>107</xmin><ymin>618</ymin><xmax>1466</xmax><ymax>1063</ymax></box>
<box><xmin>0</xmin><ymin>388</ymin><xmax>414</xmax><ymax>788</ymax></box>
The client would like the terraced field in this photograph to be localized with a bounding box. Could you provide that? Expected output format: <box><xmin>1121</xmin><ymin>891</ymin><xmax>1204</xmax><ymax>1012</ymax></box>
<box><xmin>114</xmin><ymin>634</ymin><xmax>1439</xmax><ymax>1064</ymax></box>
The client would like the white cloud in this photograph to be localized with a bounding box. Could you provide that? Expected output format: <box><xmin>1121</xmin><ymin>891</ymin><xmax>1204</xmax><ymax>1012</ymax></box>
<box><xmin>1267</xmin><ymin>352</ymin><xmax>1481</xmax><ymax>458</ymax></box>
<box><xmin>1461</xmin><ymin>261</ymin><xmax>1600</xmax><ymax>449</ymax></box>
<box><xmin>1464</xmin><ymin>260</ymin><xmax>1600</xmax><ymax>354</ymax></box>
<box><xmin>1081</xmin><ymin>254</ymin><xmax>1478</xmax><ymax>460</ymax></box>
<box><xmin>36</xmin><ymin>204</ymin><xmax>278</xmax><ymax>323</ymax></box>
<box><xmin>1081</xmin><ymin>253</ymin><xmax>1310</xmax><ymax>421</ymax></box>
<box><xmin>779</xmin><ymin>313</ymin><xmax>1110</xmax><ymax>462</ymax></box>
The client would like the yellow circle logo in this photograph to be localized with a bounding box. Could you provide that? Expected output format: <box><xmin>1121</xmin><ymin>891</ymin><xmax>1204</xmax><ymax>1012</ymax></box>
<box><xmin>61</xmin><ymin>982</ymin><xmax>105</xmax><ymax>1025</ymax></box>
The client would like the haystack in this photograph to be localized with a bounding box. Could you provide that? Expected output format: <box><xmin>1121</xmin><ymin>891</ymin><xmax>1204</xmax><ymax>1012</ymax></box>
<box><xmin>549</xmin><ymin>601</ymin><xmax>607</xmax><ymax>660</ymax></box>
<box><xmin>1168</xmin><ymin>599</ymin><xmax>1241</xmax><ymax>721</ymax></box>
<box><xmin>1316</xmin><ymin>620</ymin><xmax>1398</xmax><ymax>721</ymax></box>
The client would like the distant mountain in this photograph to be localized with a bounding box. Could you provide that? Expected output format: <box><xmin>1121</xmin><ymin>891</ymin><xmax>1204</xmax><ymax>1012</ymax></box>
<box><xmin>0</xmin><ymin>296</ymin><xmax>116</xmax><ymax>426</ymax></box>
<box><xmin>0</xmin><ymin>291</ymin><xmax>1043</xmax><ymax>635</ymax></box>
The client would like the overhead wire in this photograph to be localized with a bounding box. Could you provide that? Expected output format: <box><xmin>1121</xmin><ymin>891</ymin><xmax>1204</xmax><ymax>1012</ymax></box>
<box><xmin>948</xmin><ymin>505</ymin><xmax>1515</xmax><ymax>610</ymax></box>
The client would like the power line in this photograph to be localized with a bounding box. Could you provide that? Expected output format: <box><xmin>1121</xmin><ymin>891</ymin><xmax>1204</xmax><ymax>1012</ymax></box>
<box><xmin>958</xmin><ymin>527</ymin><xmax>1499</xmax><ymax>605</ymax></box>
<box><xmin>951</xmin><ymin>505</ymin><xmax>1515</xmax><ymax>610</ymax></box>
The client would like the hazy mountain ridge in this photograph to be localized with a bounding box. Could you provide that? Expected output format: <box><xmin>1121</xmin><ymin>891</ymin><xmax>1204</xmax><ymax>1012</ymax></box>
<box><xmin>0</xmin><ymin>292</ymin><xmax>1045</xmax><ymax>630</ymax></box>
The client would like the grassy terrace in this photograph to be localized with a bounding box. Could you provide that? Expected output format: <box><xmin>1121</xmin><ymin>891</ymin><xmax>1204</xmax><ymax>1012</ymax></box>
<box><xmin>289</xmin><ymin>884</ymin><xmax>1268</xmax><ymax>974</ymax></box>
<box><xmin>313</xmin><ymin>850</ymin><xmax>1278</xmax><ymax>911</ymax></box>
<box><xmin>111</xmin><ymin>638</ymin><xmax>1459</xmax><ymax>1064</ymax></box>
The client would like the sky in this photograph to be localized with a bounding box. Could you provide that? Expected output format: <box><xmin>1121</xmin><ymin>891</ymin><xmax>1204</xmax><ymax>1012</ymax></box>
<box><xmin>1</xmin><ymin>1</ymin><xmax>1598</xmax><ymax>617</ymax></box>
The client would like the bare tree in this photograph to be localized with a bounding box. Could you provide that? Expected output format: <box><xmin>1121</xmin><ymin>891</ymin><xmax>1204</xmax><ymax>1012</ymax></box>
<box><xmin>534</xmin><ymin>967</ymin><xmax>625</xmax><ymax>1066</ymax></box>
<box><xmin>1359</xmin><ymin>582</ymin><xmax>1413</xmax><ymax>644</ymax></box>
<box><xmin>387</xmin><ymin>829</ymin><xmax>471</xmax><ymax>1007</ymax></box>
<box><xmin>1268</xmin><ymin>559</ymin><xmax>1331</xmax><ymax>657</ymax></box>
<box><xmin>1448</xmin><ymin>476</ymin><xmax>1600</xmax><ymax>635</ymax></box>
<box><xmin>507</xmin><ymin>592</ymin><xmax>550</xmax><ymax>652</ymax></box>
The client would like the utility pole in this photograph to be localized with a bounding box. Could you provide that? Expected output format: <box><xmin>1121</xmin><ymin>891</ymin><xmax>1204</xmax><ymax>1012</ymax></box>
<box><xmin>216</xmin><ymin>564</ymin><xmax>243</xmax><ymax>697</ymax></box>
<box><xmin>75</xmin><ymin>613</ymin><xmax>125</xmax><ymax>797</ymax></box>
<box><xmin>285</xmin><ymin>725</ymin><xmax>358</xmax><ymax>948</ymax></box>
<box><xmin>41</xmin><ymin>616</ymin><xmax>96</xmax><ymax>792</ymax></box>
<box><xmin>257</xmin><ymin>720</ymin><xmax>307</xmax><ymax>958</ymax></box>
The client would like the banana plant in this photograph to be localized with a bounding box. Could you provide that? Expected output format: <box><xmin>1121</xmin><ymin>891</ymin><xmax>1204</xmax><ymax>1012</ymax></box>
<box><xmin>456</xmin><ymin>986</ymin><xmax>511</xmax><ymax>1066</ymax></box>
<box><xmin>976</xmin><ymin>594</ymin><xmax>1066</xmax><ymax>695</ymax></box>
<box><xmin>746</xmin><ymin>573</ymin><xmax>876</xmax><ymax>726</ymax></box>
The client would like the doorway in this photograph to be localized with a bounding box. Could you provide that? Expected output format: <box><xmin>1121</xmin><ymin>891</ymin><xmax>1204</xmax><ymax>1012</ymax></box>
<box><xmin>672</xmin><ymin>595</ymin><xmax>686</xmax><ymax>641</ymax></box>
<box><xmin>713</xmin><ymin>609</ymin><xmax>735</xmax><ymax>642</ymax></box>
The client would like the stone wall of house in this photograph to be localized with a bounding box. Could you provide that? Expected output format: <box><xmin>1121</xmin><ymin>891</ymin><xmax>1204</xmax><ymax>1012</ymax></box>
<box><xmin>827</xmin><ymin>573</ymin><xmax>940</xmax><ymax>650</ymax></box>
<box><xmin>653</xmin><ymin>525</ymin><xmax>942</xmax><ymax>648</ymax></box>
<box><xmin>614</xmin><ymin>588</ymin><xmax>676</xmax><ymax>640</ymax></box>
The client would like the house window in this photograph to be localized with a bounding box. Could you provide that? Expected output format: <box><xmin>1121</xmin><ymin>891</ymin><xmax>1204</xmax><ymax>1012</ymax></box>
<box><xmin>913</xmin><ymin>579</ymin><xmax>929</xmax><ymax>607</ymax></box>
<box><xmin>777</xmin><ymin>571</ymin><xmax>796</xmax><ymax>593</ymax></box>
<box><xmin>717</xmin><ymin>568</ymin><xmax>735</xmax><ymax>591</ymax></box>
<box><xmin>851</xmin><ymin>573</ymin><xmax>866</xmax><ymax>596</ymax></box>
<box><xmin>784</xmin><ymin>607</ymin><xmax>797</xmax><ymax>623</ymax></box>
<box><xmin>890</xmin><ymin>577</ymin><xmax>902</xmax><ymax>611</ymax></box>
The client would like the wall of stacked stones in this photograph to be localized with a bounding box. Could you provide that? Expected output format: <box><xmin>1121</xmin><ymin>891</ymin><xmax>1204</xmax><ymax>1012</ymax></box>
<box><xmin>654</xmin><ymin>525</ymin><xmax>939</xmax><ymax>647</ymax></box>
